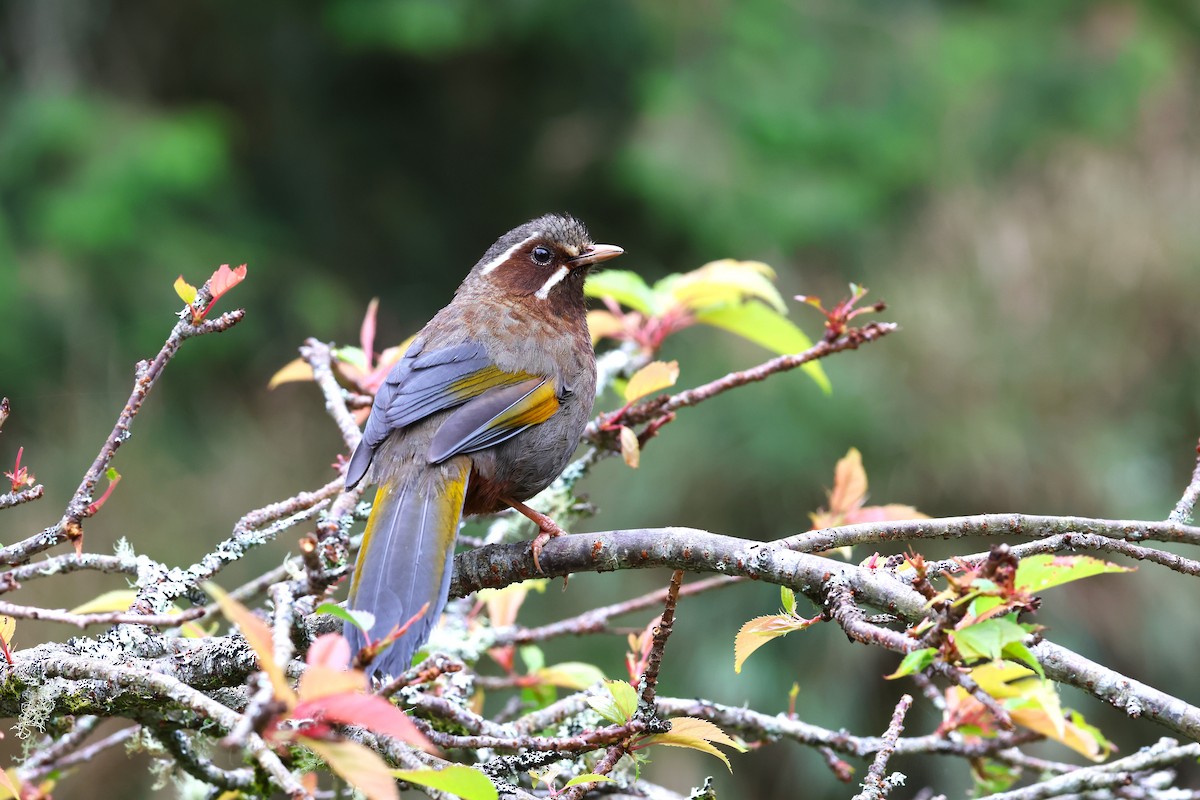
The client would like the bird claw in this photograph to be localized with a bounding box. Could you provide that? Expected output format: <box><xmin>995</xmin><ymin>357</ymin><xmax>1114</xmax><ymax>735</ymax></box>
<box><xmin>530</xmin><ymin>520</ymin><xmax>566</xmax><ymax>573</ymax></box>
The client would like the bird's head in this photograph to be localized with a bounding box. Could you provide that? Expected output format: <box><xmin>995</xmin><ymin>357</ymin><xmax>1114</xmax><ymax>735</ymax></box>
<box><xmin>467</xmin><ymin>213</ymin><xmax>623</xmax><ymax>306</ymax></box>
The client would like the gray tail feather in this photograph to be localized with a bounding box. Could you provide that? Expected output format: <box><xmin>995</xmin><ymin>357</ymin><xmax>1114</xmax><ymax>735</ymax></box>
<box><xmin>344</xmin><ymin>463</ymin><xmax>469</xmax><ymax>678</ymax></box>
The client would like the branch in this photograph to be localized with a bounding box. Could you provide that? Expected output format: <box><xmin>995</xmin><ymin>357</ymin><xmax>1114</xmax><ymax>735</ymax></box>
<box><xmin>1170</xmin><ymin>438</ymin><xmax>1200</xmax><ymax>524</ymax></box>
<box><xmin>850</xmin><ymin>694</ymin><xmax>911</xmax><ymax>800</ymax></box>
<box><xmin>451</xmin><ymin>527</ymin><xmax>1200</xmax><ymax>742</ymax></box>
<box><xmin>0</xmin><ymin>307</ymin><xmax>245</xmax><ymax>567</ymax></box>
<box><xmin>0</xmin><ymin>484</ymin><xmax>43</xmax><ymax>510</ymax></box>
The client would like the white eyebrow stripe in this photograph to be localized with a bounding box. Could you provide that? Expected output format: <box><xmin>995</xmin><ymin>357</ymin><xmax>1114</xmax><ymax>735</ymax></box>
<box><xmin>534</xmin><ymin>265</ymin><xmax>570</xmax><ymax>299</ymax></box>
<box><xmin>479</xmin><ymin>233</ymin><xmax>540</xmax><ymax>275</ymax></box>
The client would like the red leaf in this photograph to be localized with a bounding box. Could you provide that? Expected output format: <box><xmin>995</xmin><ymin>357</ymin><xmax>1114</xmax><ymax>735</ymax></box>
<box><xmin>295</xmin><ymin>693</ymin><xmax>434</xmax><ymax>752</ymax></box>
<box><xmin>307</xmin><ymin>633</ymin><xmax>352</xmax><ymax>671</ymax></box>
<box><xmin>209</xmin><ymin>263</ymin><xmax>248</xmax><ymax>302</ymax></box>
<box><xmin>360</xmin><ymin>298</ymin><xmax>380</xmax><ymax>370</ymax></box>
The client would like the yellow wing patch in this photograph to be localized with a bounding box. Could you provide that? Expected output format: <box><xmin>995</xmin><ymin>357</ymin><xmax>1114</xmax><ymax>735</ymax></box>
<box><xmin>449</xmin><ymin>365</ymin><xmax>536</xmax><ymax>400</ymax></box>
<box><xmin>489</xmin><ymin>380</ymin><xmax>559</xmax><ymax>429</ymax></box>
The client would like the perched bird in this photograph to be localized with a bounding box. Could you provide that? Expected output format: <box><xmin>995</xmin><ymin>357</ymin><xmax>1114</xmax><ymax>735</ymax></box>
<box><xmin>343</xmin><ymin>213</ymin><xmax>623</xmax><ymax>677</ymax></box>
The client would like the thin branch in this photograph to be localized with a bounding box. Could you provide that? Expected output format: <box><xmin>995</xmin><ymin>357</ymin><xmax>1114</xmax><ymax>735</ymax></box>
<box><xmin>300</xmin><ymin>338</ymin><xmax>362</xmax><ymax>451</ymax></box>
<box><xmin>37</xmin><ymin>655</ymin><xmax>306</xmax><ymax>797</ymax></box>
<box><xmin>587</xmin><ymin>321</ymin><xmax>897</xmax><ymax>438</ymax></box>
<box><xmin>850</xmin><ymin>695</ymin><xmax>912</xmax><ymax>800</ymax></box>
<box><xmin>0</xmin><ymin>598</ymin><xmax>205</xmax><ymax>629</ymax></box>
<box><xmin>0</xmin><ymin>553</ymin><xmax>137</xmax><ymax>594</ymax></box>
<box><xmin>0</xmin><ymin>307</ymin><xmax>245</xmax><ymax>568</ymax></box>
<box><xmin>637</xmin><ymin>569</ymin><xmax>683</xmax><ymax>713</ymax></box>
<box><xmin>491</xmin><ymin>575</ymin><xmax>737</xmax><ymax>646</ymax></box>
<box><xmin>787</xmin><ymin>513</ymin><xmax>1200</xmax><ymax>554</ymax></box>
<box><xmin>1170</xmin><ymin>438</ymin><xmax>1200</xmax><ymax>524</ymax></box>
<box><xmin>0</xmin><ymin>484</ymin><xmax>44</xmax><ymax>510</ymax></box>
<box><xmin>986</xmin><ymin>739</ymin><xmax>1200</xmax><ymax>800</ymax></box>
<box><xmin>924</xmin><ymin>532</ymin><xmax>1200</xmax><ymax>578</ymax></box>
<box><xmin>23</xmin><ymin>725</ymin><xmax>140</xmax><ymax>783</ymax></box>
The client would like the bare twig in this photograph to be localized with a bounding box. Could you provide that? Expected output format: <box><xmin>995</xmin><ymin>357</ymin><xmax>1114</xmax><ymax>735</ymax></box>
<box><xmin>637</xmin><ymin>569</ymin><xmax>683</xmax><ymax>712</ymax></box>
<box><xmin>0</xmin><ymin>484</ymin><xmax>44</xmax><ymax>510</ymax></box>
<box><xmin>1170</xmin><ymin>439</ymin><xmax>1200</xmax><ymax>524</ymax></box>
<box><xmin>0</xmin><ymin>306</ymin><xmax>245</xmax><ymax>567</ymax></box>
<box><xmin>300</xmin><ymin>338</ymin><xmax>362</xmax><ymax>451</ymax></box>
<box><xmin>986</xmin><ymin>739</ymin><xmax>1200</xmax><ymax>800</ymax></box>
<box><xmin>850</xmin><ymin>694</ymin><xmax>912</xmax><ymax>800</ymax></box>
<box><xmin>0</xmin><ymin>598</ymin><xmax>205</xmax><ymax>629</ymax></box>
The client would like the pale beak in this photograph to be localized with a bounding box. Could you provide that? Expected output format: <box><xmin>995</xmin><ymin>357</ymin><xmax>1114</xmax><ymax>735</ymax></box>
<box><xmin>568</xmin><ymin>243</ymin><xmax>624</xmax><ymax>268</ymax></box>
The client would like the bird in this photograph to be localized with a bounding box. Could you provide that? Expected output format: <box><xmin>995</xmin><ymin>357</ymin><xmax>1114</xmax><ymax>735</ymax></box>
<box><xmin>342</xmin><ymin>213</ymin><xmax>623</xmax><ymax>678</ymax></box>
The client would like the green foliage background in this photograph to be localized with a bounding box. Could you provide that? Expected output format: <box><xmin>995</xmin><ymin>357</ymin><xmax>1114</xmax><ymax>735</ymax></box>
<box><xmin>2</xmin><ymin>2</ymin><xmax>1199</xmax><ymax>797</ymax></box>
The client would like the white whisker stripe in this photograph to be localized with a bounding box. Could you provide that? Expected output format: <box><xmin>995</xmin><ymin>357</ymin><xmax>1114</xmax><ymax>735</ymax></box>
<box><xmin>535</xmin><ymin>266</ymin><xmax>570</xmax><ymax>299</ymax></box>
<box><xmin>479</xmin><ymin>233</ymin><xmax>540</xmax><ymax>275</ymax></box>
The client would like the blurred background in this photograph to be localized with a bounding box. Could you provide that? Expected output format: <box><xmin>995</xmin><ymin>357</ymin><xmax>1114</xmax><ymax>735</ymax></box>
<box><xmin>2</xmin><ymin>1</ymin><xmax>1200</xmax><ymax>797</ymax></box>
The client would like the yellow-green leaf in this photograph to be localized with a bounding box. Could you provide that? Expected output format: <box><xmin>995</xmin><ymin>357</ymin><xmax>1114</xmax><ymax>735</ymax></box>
<box><xmin>205</xmin><ymin>582</ymin><xmax>295</xmax><ymax>705</ymax></box>
<box><xmin>536</xmin><ymin>662</ymin><xmax>607</xmax><ymax>690</ymax></box>
<box><xmin>734</xmin><ymin>614</ymin><xmax>816</xmax><ymax>673</ymax></box>
<box><xmin>694</xmin><ymin>302</ymin><xmax>830</xmax><ymax>393</ymax></box>
<box><xmin>391</xmin><ymin>766</ymin><xmax>498</xmax><ymax>800</ymax></box>
<box><xmin>307</xmin><ymin>738</ymin><xmax>398</xmax><ymax>800</ymax></box>
<box><xmin>1014</xmin><ymin>554</ymin><xmax>1133</xmax><ymax>594</ymax></box>
<box><xmin>624</xmin><ymin>360</ymin><xmax>679</xmax><ymax>403</ymax></box>
<box><xmin>268</xmin><ymin>358</ymin><xmax>314</xmax><ymax>389</ymax></box>
<box><xmin>70</xmin><ymin>589</ymin><xmax>138</xmax><ymax>615</ymax></box>
<box><xmin>584</xmin><ymin>270</ymin><xmax>659</xmax><ymax>315</ymax></box>
<box><xmin>659</xmin><ymin>259</ymin><xmax>786</xmax><ymax>313</ymax></box>
<box><xmin>619</xmin><ymin>426</ymin><xmax>640</xmax><ymax>468</ymax></box>
<box><xmin>587</xmin><ymin>679</ymin><xmax>638</xmax><ymax>725</ymax></box>
<box><xmin>563</xmin><ymin>774</ymin><xmax>616</xmax><ymax>789</ymax></box>
<box><xmin>174</xmin><ymin>276</ymin><xmax>198</xmax><ymax>305</ymax></box>
<box><xmin>641</xmin><ymin>717</ymin><xmax>746</xmax><ymax>771</ymax></box>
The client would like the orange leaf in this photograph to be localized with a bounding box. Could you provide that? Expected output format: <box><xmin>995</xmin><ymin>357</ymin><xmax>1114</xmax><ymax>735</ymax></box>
<box><xmin>205</xmin><ymin>582</ymin><xmax>295</xmax><ymax>705</ymax></box>
<box><xmin>619</xmin><ymin>426</ymin><xmax>640</xmax><ymax>468</ymax></box>
<box><xmin>268</xmin><ymin>358</ymin><xmax>315</xmax><ymax>389</ymax></box>
<box><xmin>209</xmin><ymin>263</ymin><xmax>248</xmax><ymax>302</ymax></box>
<box><xmin>360</xmin><ymin>298</ymin><xmax>380</xmax><ymax>366</ymax></box>
<box><xmin>827</xmin><ymin>447</ymin><xmax>867</xmax><ymax>516</ymax></box>
<box><xmin>296</xmin><ymin>693</ymin><xmax>433</xmax><ymax>752</ymax></box>
<box><xmin>624</xmin><ymin>360</ymin><xmax>679</xmax><ymax>403</ymax></box>
<box><xmin>304</xmin><ymin>738</ymin><xmax>398</xmax><ymax>800</ymax></box>
<box><xmin>734</xmin><ymin>614</ymin><xmax>817</xmax><ymax>673</ymax></box>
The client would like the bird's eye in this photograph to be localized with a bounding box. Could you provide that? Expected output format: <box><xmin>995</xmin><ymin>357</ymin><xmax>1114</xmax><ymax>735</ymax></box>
<box><xmin>531</xmin><ymin>246</ymin><xmax>553</xmax><ymax>265</ymax></box>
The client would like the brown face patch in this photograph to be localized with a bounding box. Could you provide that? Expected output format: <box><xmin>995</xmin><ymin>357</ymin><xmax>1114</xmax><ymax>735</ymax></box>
<box><xmin>487</xmin><ymin>239</ymin><xmax>580</xmax><ymax>298</ymax></box>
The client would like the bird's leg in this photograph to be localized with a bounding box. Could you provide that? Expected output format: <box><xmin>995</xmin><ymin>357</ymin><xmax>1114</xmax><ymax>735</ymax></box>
<box><xmin>501</xmin><ymin>497</ymin><xmax>566</xmax><ymax>573</ymax></box>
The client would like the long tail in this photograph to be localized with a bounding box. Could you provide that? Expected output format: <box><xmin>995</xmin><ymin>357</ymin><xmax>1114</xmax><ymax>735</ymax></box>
<box><xmin>345</xmin><ymin>459</ymin><xmax>469</xmax><ymax>678</ymax></box>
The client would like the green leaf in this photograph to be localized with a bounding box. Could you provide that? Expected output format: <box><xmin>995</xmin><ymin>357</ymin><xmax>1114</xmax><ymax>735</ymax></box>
<box><xmin>314</xmin><ymin>602</ymin><xmax>374</xmax><ymax>633</ymax></box>
<box><xmin>780</xmin><ymin>586</ymin><xmax>796</xmax><ymax>615</ymax></box>
<box><xmin>953</xmin><ymin>616</ymin><xmax>1028</xmax><ymax>662</ymax></box>
<box><xmin>587</xmin><ymin>680</ymin><xmax>638</xmax><ymax>725</ymax></box>
<box><xmin>563</xmin><ymin>774</ymin><xmax>617</xmax><ymax>789</ymax></box>
<box><xmin>584</xmin><ymin>270</ymin><xmax>660</xmax><ymax>314</ymax></box>
<box><xmin>1014</xmin><ymin>554</ymin><xmax>1132</xmax><ymax>593</ymax></box>
<box><xmin>332</xmin><ymin>345</ymin><xmax>369</xmax><ymax>371</ymax></box>
<box><xmin>391</xmin><ymin>766</ymin><xmax>498</xmax><ymax>800</ymax></box>
<box><xmin>695</xmin><ymin>303</ymin><xmax>830</xmax><ymax>393</ymax></box>
<box><xmin>519</xmin><ymin>644</ymin><xmax>545</xmax><ymax>673</ymax></box>
<box><xmin>885</xmin><ymin>647</ymin><xmax>937</xmax><ymax>680</ymax></box>
<box><xmin>1001</xmin><ymin>641</ymin><xmax>1044</xmax><ymax>678</ymax></box>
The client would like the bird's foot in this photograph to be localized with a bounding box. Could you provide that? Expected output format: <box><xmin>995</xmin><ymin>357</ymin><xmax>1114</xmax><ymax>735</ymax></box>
<box><xmin>502</xmin><ymin>497</ymin><xmax>567</xmax><ymax>573</ymax></box>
